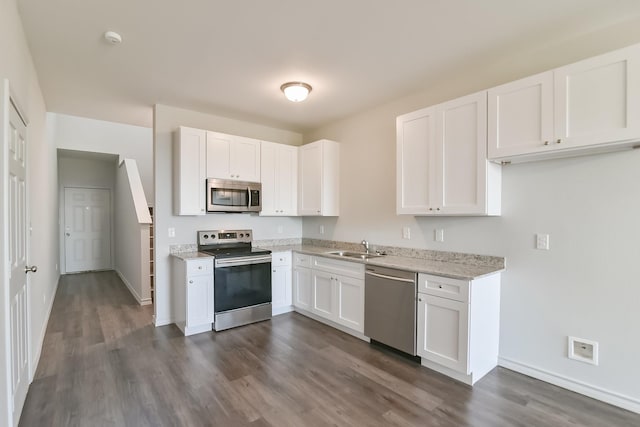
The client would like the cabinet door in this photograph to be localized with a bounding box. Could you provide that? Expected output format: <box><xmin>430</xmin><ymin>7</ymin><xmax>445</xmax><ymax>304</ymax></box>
<box><xmin>186</xmin><ymin>275</ymin><xmax>214</xmax><ymax>328</ymax></box>
<box><xmin>231</xmin><ymin>136</ymin><xmax>260</xmax><ymax>182</ymax></box>
<box><xmin>276</xmin><ymin>144</ymin><xmax>298</xmax><ymax>215</ymax></box>
<box><xmin>174</xmin><ymin>127</ymin><xmax>206</xmax><ymax>216</ymax></box>
<box><xmin>488</xmin><ymin>71</ymin><xmax>554</xmax><ymax>159</ymax></box>
<box><xmin>434</xmin><ymin>91</ymin><xmax>488</xmax><ymax>215</ymax></box>
<box><xmin>206</xmin><ymin>131</ymin><xmax>232</xmax><ymax>179</ymax></box>
<box><xmin>272</xmin><ymin>265</ymin><xmax>292</xmax><ymax>310</ymax></box>
<box><xmin>554</xmin><ymin>44</ymin><xmax>640</xmax><ymax>147</ymax></box>
<box><xmin>292</xmin><ymin>267</ymin><xmax>312</xmax><ymax>311</ymax></box>
<box><xmin>261</xmin><ymin>142</ymin><xmax>298</xmax><ymax>216</ymax></box>
<box><xmin>417</xmin><ymin>294</ymin><xmax>469</xmax><ymax>374</ymax></box>
<box><xmin>260</xmin><ymin>141</ymin><xmax>278</xmax><ymax>215</ymax></box>
<box><xmin>298</xmin><ymin>142</ymin><xmax>323</xmax><ymax>215</ymax></box>
<box><xmin>396</xmin><ymin>106</ymin><xmax>436</xmax><ymax>214</ymax></box>
<box><xmin>311</xmin><ymin>270</ymin><xmax>334</xmax><ymax>320</ymax></box>
<box><xmin>335</xmin><ymin>275</ymin><xmax>364</xmax><ymax>333</ymax></box>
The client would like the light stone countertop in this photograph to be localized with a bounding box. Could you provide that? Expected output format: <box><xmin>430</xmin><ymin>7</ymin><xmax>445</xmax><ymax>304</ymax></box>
<box><xmin>170</xmin><ymin>243</ymin><xmax>504</xmax><ymax>280</ymax></box>
<box><xmin>259</xmin><ymin>244</ymin><xmax>504</xmax><ymax>281</ymax></box>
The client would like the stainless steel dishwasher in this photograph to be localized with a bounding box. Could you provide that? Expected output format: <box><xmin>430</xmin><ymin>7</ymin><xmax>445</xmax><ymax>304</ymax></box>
<box><xmin>364</xmin><ymin>265</ymin><xmax>417</xmax><ymax>355</ymax></box>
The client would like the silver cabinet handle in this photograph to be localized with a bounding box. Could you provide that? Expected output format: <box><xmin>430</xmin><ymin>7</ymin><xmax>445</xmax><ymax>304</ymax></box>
<box><xmin>544</xmin><ymin>141</ymin><xmax>550</xmax><ymax>146</ymax></box>
<box><xmin>189</xmin><ymin>280</ymin><xmax>193</xmax><ymax>284</ymax></box>
<box><xmin>66</xmin><ymin>233</ymin><xmax>70</xmax><ymax>236</ymax></box>
<box><xmin>556</xmin><ymin>139</ymin><xmax>562</xmax><ymax>144</ymax></box>
<box><xmin>25</xmin><ymin>265</ymin><xmax>37</xmax><ymax>274</ymax></box>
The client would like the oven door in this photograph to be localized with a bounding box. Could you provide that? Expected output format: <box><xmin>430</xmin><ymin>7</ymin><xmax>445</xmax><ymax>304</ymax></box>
<box><xmin>207</xmin><ymin>178</ymin><xmax>261</xmax><ymax>213</ymax></box>
<box><xmin>214</xmin><ymin>255</ymin><xmax>272</xmax><ymax>313</ymax></box>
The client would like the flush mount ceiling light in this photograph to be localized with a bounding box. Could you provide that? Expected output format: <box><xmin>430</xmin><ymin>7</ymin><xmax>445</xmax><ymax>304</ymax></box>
<box><xmin>280</xmin><ymin>82</ymin><xmax>312</xmax><ymax>102</ymax></box>
<box><xmin>104</xmin><ymin>31</ymin><xmax>122</xmax><ymax>45</ymax></box>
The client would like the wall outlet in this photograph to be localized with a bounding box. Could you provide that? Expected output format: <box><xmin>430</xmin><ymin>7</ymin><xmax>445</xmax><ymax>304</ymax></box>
<box><xmin>319</xmin><ymin>225</ymin><xmax>325</xmax><ymax>235</ymax></box>
<box><xmin>435</xmin><ymin>229</ymin><xmax>444</xmax><ymax>242</ymax></box>
<box><xmin>277</xmin><ymin>225</ymin><xmax>283</xmax><ymax>234</ymax></box>
<box><xmin>402</xmin><ymin>226</ymin><xmax>411</xmax><ymax>239</ymax></box>
<box><xmin>536</xmin><ymin>233</ymin><xmax>549</xmax><ymax>250</ymax></box>
<box><xmin>568</xmin><ymin>336</ymin><xmax>599</xmax><ymax>365</ymax></box>
<box><xmin>168</xmin><ymin>227</ymin><xmax>176</xmax><ymax>238</ymax></box>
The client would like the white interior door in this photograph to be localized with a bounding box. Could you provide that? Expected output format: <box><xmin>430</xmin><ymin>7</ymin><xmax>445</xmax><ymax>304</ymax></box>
<box><xmin>8</xmin><ymin>100</ymin><xmax>30</xmax><ymax>425</ymax></box>
<box><xmin>64</xmin><ymin>187</ymin><xmax>111</xmax><ymax>273</ymax></box>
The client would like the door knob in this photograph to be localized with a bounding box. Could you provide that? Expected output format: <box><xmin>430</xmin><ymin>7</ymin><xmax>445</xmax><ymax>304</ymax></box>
<box><xmin>25</xmin><ymin>265</ymin><xmax>37</xmax><ymax>274</ymax></box>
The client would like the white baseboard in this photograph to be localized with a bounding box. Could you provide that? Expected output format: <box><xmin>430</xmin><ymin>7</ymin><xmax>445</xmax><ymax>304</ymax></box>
<box><xmin>154</xmin><ymin>317</ymin><xmax>174</xmax><ymax>327</ymax></box>
<box><xmin>30</xmin><ymin>274</ymin><xmax>61</xmax><ymax>383</ymax></box>
<box><xmin>114</xmin><ymin>269</ymin><xmax>148</xmax><ymax>306</ymax></box>
<box><xmin>498</xmin><ymin>357</ymin><xmax>640</xmax><ymax>414</ymax></box>
<box><xmin>272</xmin><ymin>305</ymin><xmax>294</xmax><ymax>316</ymax></box>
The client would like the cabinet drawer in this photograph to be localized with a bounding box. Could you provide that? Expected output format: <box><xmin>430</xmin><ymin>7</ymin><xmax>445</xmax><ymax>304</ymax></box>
<box><xmin>418</xmin><ymin>273</ymin><xmax>469</xmax><ymax>303</ymax></box>
<box><xmin>187</xmin><ymin>258</ymin><xmax>213</xmax><ymax>276</ymax></box>
<box><xmin>312</xmin><ymin>255</ymin><xmax>364</xmax><ymax>279</ymax></box>
<box><xmin>293</xmin><ymin>252</ymin><xmax>312</xmax><ymax>268</ymax></box>
<box><xmin>272</xmin><ymin>251</ymin><xmax>292</xmax><ymax>267</ymax></box>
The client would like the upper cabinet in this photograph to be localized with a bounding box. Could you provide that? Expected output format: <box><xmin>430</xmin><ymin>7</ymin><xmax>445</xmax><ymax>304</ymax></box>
<box><xmin>261</xmin><ymin>141</ymin><xmax>298</xmax><ymax>216</ymax></box>
<box><xmin>206</xmin><ymin>131</ymin><xmax>261</xmax><ymax>182</ymax></box>
<box><xmin>174</xmin><ymin>126</ymin><xmax>206</xmax><ymax>216</ymax></box>
<box><xmin>397</xmin><ymin>92</ymin><xmax>501</xmax><ymax>216</ymax></box>
<box><xmin>489</xmin><ymin>43</ymin><xmax>640</xmax><ymax>162</ymax></box>
<box><xmin>298</xmin><ymin>139</ymin><xmax>340</xmax><ymax>216</ymax></box>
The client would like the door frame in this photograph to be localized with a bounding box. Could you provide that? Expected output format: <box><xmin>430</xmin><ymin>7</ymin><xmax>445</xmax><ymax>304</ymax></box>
<box><xmin>0</xmin><ymin>79</ymin><xmax>32</xmax><ymax>427</ymax></box>
<box><xmin>60</xmin><ymin>186</ymin><xmax>113</xmax><ymax>274</ymax></box>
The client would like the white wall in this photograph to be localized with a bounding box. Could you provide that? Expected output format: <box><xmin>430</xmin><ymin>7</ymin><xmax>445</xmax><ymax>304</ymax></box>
<box><xmin>153</xmin><ymin>104</ymin><xmax>304</xmax><ymax>325</ymax></box>
<box><xmin>57</xmin><ymin>154</ymin><xmax>117</xmax><ymax>274</ymax></box>
<box><xmin>0</xmin><ymin>0</ymin><xmax>58</xmax><ymax>425</ymax></box>
<box><xmin>114</xmin><ymin>159</ymin><xmax>151</xmax><ymax>305</ymax></box>
<box><xmin>50</xmin><ymin>113</ymin><xmax>153</xmax><ymax>203</ymax></box>
<box><xmin>303</xmin><ymin>25</ymin><xmax>640</xmax><ymax>409</ymax></box>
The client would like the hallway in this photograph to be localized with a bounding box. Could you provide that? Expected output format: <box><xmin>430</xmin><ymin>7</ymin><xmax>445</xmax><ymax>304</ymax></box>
<box><xmin>19</xmin><ymin>272</ymin><xmax>640</xmax><ymax>426</ymax></box>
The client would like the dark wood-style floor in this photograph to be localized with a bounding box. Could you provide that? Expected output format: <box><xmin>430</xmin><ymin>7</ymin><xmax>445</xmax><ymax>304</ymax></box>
<box><xmin>19</xmin><ymin>271</ymin><xmax>639</xmax><ymax>426</ymax></box>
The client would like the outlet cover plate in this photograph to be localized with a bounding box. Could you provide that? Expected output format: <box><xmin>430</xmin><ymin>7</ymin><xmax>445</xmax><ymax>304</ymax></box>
<box><xmin>568</xmin><ymin>336</ymin><xmax>599</xmax><ymax>365</ymax></box>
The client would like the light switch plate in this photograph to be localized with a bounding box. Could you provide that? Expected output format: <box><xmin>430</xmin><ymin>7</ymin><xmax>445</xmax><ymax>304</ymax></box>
<box><xmin>402</xmin><ymin>226</ymin><xmax>411</xmax><ymax>239</ymax></box>
<box><xmin>168</xmin><ymin>227</ymin><xmax>176</xmax><ymax>238</ymax></box>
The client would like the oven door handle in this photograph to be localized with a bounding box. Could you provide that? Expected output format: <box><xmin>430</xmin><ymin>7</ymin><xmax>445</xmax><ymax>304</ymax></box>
<box><xmin>215</xmin><ymin>255</ymin><xmax>272</xmax><ymax>268</ymax></box>
<box><xmin>247</xmin><ymin>186</ymin><xmax>252</xmax><ymax>209</ymax></box>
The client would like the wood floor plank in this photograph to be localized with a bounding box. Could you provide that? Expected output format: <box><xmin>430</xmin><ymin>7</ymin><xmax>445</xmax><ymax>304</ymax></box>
<box><xmin>18</xmin><ymin>271</ymin><xmax>640</xmax><ymax>427</ymax></box>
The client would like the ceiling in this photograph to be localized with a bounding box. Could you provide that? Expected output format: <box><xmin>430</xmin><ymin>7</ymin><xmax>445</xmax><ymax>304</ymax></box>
<box><xmin>17</xmin><ymin>0</ymin><xmax>640</xmax><ymax>132</ymax></box>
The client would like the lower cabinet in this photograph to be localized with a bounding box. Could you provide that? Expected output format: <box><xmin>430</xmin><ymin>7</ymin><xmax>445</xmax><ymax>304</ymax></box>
<box><xmin>271</xmin><ymin>251</ymin><xmax>293</xmax><ymax>316</ymax></box>
<box><xmin>416</xmin><ymin>273</ymin><xmax>500</xmax><ymax>385</ymax></box>
<box><xmin>172</xmin><ymin>256</ymin><xmax>214</xmax><ymax>336</ymax></box>
<box><xmin>295</xmin><ymin>254</ymin><xmax>365</xmax><ymax>334</ymax></box>
<box><xmin>292</xmin><ymin>253</ymin><xmax>312</xmax><ymax>311</ymax></box>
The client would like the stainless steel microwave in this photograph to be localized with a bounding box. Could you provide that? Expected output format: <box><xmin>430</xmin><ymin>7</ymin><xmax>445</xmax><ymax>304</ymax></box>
<box><xmin>206</xmin><ymin>178</ymin><xmax>262</xmax><ymax>213</ymax></box>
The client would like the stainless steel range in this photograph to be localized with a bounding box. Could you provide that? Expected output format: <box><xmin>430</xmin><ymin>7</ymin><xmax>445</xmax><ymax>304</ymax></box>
<box><xmin>198</xmin><ymin>229</ymin><xmax>272</xmax><ymax>331</ymax></box>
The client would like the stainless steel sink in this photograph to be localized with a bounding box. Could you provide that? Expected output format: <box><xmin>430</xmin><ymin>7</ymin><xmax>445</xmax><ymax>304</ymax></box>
<box><xmin>326</xmin><ymin>250</ymin><xmax>383</xmax><ymax>260</ymax></box>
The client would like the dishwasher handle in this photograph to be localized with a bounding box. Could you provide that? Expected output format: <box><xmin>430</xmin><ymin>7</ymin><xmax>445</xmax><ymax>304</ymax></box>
<box><xmin>365</xmin><ymin>270</ymin><xmax>415</xmax><ymax>283</ymax></box>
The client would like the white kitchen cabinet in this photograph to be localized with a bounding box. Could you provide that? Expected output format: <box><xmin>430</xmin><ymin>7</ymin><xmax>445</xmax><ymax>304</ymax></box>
<box><xmin>397</xmin><ymin>92</ymin><xmax>501</xmax><ymax>216</ymax></box>
<box><xmin>271</xmin><ymin>251</ymin><xmax>293</xmax><ymax>315</ymax></box>
<box><xmin>292</xmin><ymin>253</ymin><xmax>312</xmax><ymax>311</ymax></box>
<box><xmin>171</xmin><ymin>256</ymin><xmax>214</xmax><ymax>336</ymax></box>
<box><xmin>298</xmin><ymin>139</ymin><xmax>340</xmax><ymax>216</ymax></box>
<box><xmin>335</xmin><ymin>274</ymin><xmax>364</xmax><ymax>333</ymax></box>
<box><xmin>173</xmin><ymin>126</ymin><xmax>207</xmax><ymax>216</ymax></box>
<box><xmin>417</xmin><ymin>294</ymin><xmax>469</xmax><ymax>374</ymax></box>
<box><xmin>489</xmin><ymin>43</ymin><xmax>640</xmax><ymax>163</ymax></box>
<box><xmin>416</xmin><ymin>273</ymin><xmax>500</xmax><ymax>385</ymax></box>
<box><xmin>260</xmin><ymin>141</ymin><xmax>298</xmax><ymax>216</ymax></box>
<box><xmin>301</xmin><ymin>255</ymin><xmax>365</xmax><ymax>333</ymax></box>
<box><xmin>311</xmin><ymin>270</ymin><xmax>335</xmax><ymax>320</ymax></box>
<box><xmin>206</xmin><ymin>131</ymin><xmax>261</xmax><ymax>182</ymax></box>
<box><xmin>555</xmin><ymin>44</ymin><xmax>640</xmax><ymax>147</ymax></box>
<box><xmin>396</xmin><ymin>106</ymin><xmax>435</xmax><ymax>214</ymax></box>
<box><xmin>488</xmin><ymin>71</ymin><xmax>555</xmax><ymax>159</ymax></box>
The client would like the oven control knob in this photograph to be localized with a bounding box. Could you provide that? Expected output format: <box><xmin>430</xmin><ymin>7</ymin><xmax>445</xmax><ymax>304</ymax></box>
<box><xmin>203</xmin><ymin>234</ymin><xmax>209</xmax><ymax>239</ymax></box>
<box><xmin>239</xmin><ymin>233</ymin><xmax>244</xmax><ymax>238</ymax></box>
<box><xmin>246</xmin><ymin>232</ymin><xmax>250</xmax><ymax>237</ymax></box>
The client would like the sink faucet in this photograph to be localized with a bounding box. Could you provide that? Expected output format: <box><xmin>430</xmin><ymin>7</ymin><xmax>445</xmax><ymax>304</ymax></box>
<box><xmin>361</xmin><ymin>239</ymin><xmax>370</xmax><ymax>254</ymax></box>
